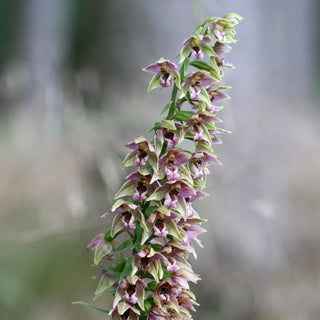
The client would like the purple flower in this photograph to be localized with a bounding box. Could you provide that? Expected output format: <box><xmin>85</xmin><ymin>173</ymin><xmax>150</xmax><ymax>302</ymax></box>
<box><xmin>121</xmin><ymin>137</ymin><xmax>158</xmax><ymax>171</ymax></box>
<box><xmin>182</xmin><ymin>35</ymin><xmax>211</xmax><ymax>60</ymax></box>
<box><xmin>207</xmin><ymin>85</ymin><xmax>230</xmax><ymax>105</ymax></box>
<box><xmin>151</xmin><ymin>148</ymin><xmax>191</xmax><ymax>182</ymax></box>
<box><xmin>156</xmin><ymin>126</ymin><xmax>180</xmax><ymax>149</ymax></box>
<box><xmin>189</xmin><ymin>151</ymin><xmax>222</xmax><ymax>179</ymax></box>
<box><xmin>113</xmin><ymin>276</ymin><xmax>147</xmax><ymax>310</ymax></box>
<box><xmin>102</xmin><ymin>200</ymin><xmax>148</xmax><ymax>237</ymax></box>
<box><xmin>179</xmin><ymin>33</ymin><xmax>217</xmax><ymax>63</ymax></box>
<box><xmin>109</xmin><ymin>302</ymin><xmax>140</xmax><ymax>320</ymax></box>
<box><xmin>143</xmin><ymin>58</ymin><xmax>180</xmax><ymax>91</ymax></box>
<box><xmin>180</xmin><ymin>71</ymin><xmax>217</xmax><ymax>102</ymax></box>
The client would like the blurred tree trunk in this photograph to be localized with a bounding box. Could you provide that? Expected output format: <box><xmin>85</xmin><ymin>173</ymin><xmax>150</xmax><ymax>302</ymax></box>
<box><xmin>25</xmin><ymin>0</ymin><xmax>70</xmax><ymax>149</ymax></box>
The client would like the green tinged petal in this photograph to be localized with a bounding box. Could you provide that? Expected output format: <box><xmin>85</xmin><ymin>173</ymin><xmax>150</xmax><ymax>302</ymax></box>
<box><xmin>209</xmin><ymin>57</ymin><xmax>222</xmax><ymax>81</ymax></box>
<box><xmin>120</xmin><ymin>151</ymin><xmax>136</xmax><ymax>169</ymax></box>
<box><xmin>161</xmin><ymin>119</ymin><xmax>177</xmax><ymax>131</ymax></box>
<box><xmin>94</xmin><ymin>242</ymin><xmax>113</xmax><ymax>265</ymax></box>
<box><xmin>114</xmin><ymin>181</ymin><xmax>135</xmax><ymax>199</ymax></box>
<box><xmin>147</xmin><ymin>74</ymin><xmax>161</xmax><ymax>92</ymax></box>
<box><xmin>95</xmin><ymin>275</ymin><xmax>118</xmax><ymax>295</ymax></box>
<box><xmin>179</xmin><ymin>46</ymin><xmax>192</xmax><ymax>64</ymax></box>
<box><xmin>201</xmin><ymin>43</ymin><xmax>217</xmax><ymax>57</ymax></box>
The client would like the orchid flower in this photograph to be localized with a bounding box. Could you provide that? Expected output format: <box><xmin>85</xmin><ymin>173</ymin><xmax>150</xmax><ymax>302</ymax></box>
<box><xmin>143</xmin><ymin>58</ymin><xmax>181</xmax><ymax>91</ymax></box>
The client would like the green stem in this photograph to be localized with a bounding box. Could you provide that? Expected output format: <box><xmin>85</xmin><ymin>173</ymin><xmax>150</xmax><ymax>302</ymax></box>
<box><xmin>167</xmin><ymin>84</ymin><xmax>178</xmax><ymax>120</ymax></box>
<box><xmin>166</xmin><ymin>57</ymin><xmax>190</xmax><ymax>120</ymax></box>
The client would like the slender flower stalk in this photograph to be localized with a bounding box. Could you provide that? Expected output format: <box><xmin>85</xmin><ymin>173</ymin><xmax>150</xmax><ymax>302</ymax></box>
<box><xmin>75</xmin><ymin>13</ymin><xmax>242</xmax><ymax>320</ymax></box>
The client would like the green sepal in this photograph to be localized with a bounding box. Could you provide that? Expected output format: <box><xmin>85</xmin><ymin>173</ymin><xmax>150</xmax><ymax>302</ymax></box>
<box><xmin>179</xmin><ymin>165</ymin><xmax>194</xmax><ymax>186</ymax></box>
<box><xmin>94</xmin><ymin>241</ymin><xmax>113</xmax><ymax>265</ymax></box>
<box><xmin>198</xmin><ymin>100</ymin><xmax>206</xmax><ymax>112</ymax></box>
<box><xmin>206</xmin><ymin>121</ymin><xmax>216</xmax><ymax>131</ymax></box>
<box><xmin>200</xmin><ymin>87</ymin><xmax>213</xmax><ymax>106</ymax></box>
<box><xmin>147</xmin><ymin>73</ymin><xmax>161</xmax><ymax>92</ymax></box>
<box><xmin>201</xmin><ymin>43</ymin><xmax>218</xmax><ymax>57</ymax></box>
<box><xmin>113</xmin><ymin>180</ymin><xmax>135</xmax><ymax>199</ymax></box>
<box><xmin>94</xmin><ymin>274</ymin><xmax>118</xmax><ymax>296</ymax></box>
<box><xmin>210</xmin><ymin>56</ymin><xmax>222</xmax><ymax>82</ymax></box>
<box><xmin>120</xmin><ymin>151</ymin><xmax>136</xmax><ymax>169</ymax></box>
<box><xmin>200</xmin><ymin>16</ymin><xmax>219</xmax><ymax>27</ymax></box>
<box><xmin>72</xmin><ymin>301</ymin><xmax>109</xmax><ymax>314</ymax></box>
<box><xmin>179</xmin><ymin>46</ymin><xmax>192</xmax><ymax>64</ymax></box>
<box><xmin>161</xmin><ymin>119</ymin><xmax>177</xmax><ymax>131</ymax></box>
<box><xmin>196</xmin><ymin>140</ymin><xmax>215</xmax><ymax>156</ymax></box>
<box><xmin>223</xmin><ymin>12</ymin><xmax>244</xmax><ymax>22</ymax></box>
<box><xmin>146</xmin><ymin>188</ymin><xmax>167</xmax><ymax>202</ymax></box>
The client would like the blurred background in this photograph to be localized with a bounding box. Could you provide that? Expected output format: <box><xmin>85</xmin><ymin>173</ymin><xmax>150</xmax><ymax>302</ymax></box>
<box><xmin>1</xmin><ymin>0</ymin><xmax>320</xmax><ymax>319</ymax></box>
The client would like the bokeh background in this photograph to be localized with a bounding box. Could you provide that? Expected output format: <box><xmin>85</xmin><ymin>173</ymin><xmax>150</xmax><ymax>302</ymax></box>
<box><xmin>1</xmin><ymin>1</ymin><xmax>320</xmax><ymax>319</ymax></box>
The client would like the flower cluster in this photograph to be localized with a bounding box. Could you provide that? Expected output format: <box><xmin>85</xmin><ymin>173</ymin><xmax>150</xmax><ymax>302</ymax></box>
<box><xmin>81</xmin><ymin>13</ymin><xmax>242</xmax><ymax>320</ymax></box>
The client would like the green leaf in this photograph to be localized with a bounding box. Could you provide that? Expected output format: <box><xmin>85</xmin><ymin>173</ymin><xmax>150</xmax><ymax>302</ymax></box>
<box><xmin>72</xmin><ymin>301</ymin><xmax>109</xmax><ymax>314</ymax></box>
<box><xmin>174</xmin><ymin>111</ymin><xmax>194</xmax><ymax>122</ymax></box>
<box><xmin>190</xmin><ymin>60</ymin><xmax>213</xmax><ymax>73</ymax></box>
<box><xmin>105</xmin><ymin>229</ymin><xmax>124</xmax><ymax>242</ymax></box>
<box><xmin>133</xmin><ymin>223</ymin><xmax>143</xmax><ymax>251</ymax></box>
<box><xmin>149</xmin><ymin>121</ymin><xmax>161</xmax><ymax>132</ymax></box>
<box><xmin>114</xmin><ymin>258</ymin><xmax>127</xmax><ymax>273</ymax></box>
<box><xmin>93</xmin><ymin>290</ymin><xmax>116</xmax><ymax>301</ymax></box>
<box><xmin>119</xmin><ymin>256</ymin><xmax>133</xmax><ymax>283</ymax></box>
<box><xmin>151</xmin><ymin>244</ymin><xmax>163</xmax><ymax>252</ymax></box>
<box><xmin>161</xmin><ymin>269</ymin><xmax>173</xmax><ymax>280</ymax></box>
<box><xmin>144</xmin><ymin>296</ymin><xmax>155</xmax><ymax>313</ymax></box>
<box><xmin>158</xmin><ymin>101</ymin><xmax>172</xmax><ymax>118</ymax></box>
<box><xmin>116</xmin><ymin>238</ymin><xmax>132</xmax><ymax>253</ymax></box>
<box><xmin>144</xmin><ymin>206</ymin><xmax>158</xmax><ymax>219</ymax></box>
<box><xmin>104</xmin><ymin>229</ymin><xmax>112</xmax><ymax>242</ymax></box>
<box><xmin>147</xmin><ymin>281</ymin><xmax>158</xmax><ymax>291</ymax></box>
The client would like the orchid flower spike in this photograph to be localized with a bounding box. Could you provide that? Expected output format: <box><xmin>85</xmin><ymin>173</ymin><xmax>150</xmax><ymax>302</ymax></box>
<box><xmin>76</xmin><ymin>12</ymin><xmax>242</xmax><ymax>320</ymax></box>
